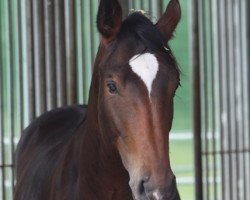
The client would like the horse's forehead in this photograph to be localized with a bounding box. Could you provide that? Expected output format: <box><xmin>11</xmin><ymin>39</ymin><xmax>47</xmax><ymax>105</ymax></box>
<box><xmin>129</xmin><ymin>53</ymin><xmax>159</xmax><ymax>96</ymax></box>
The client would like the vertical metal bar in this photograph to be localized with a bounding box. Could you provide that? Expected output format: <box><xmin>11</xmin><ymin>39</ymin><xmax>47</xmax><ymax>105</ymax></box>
<box><xmin>208</xmin><ymin>0</ymin><xmax>218</xmax><ymax>199</ymax></box>
<box><xmin>133</xmin><ymin>0</ymin><xmax>141</xmax><ymax>9</ymax></box>
<box><xmin>91</xmin><ymin>0</ymin><xmax>99</xmax><ymax>59</ymax></box>
<box><xmin>0</xmin><ymin>1</ymin><xmax>5</xmax><ymax>197</ymax></box>
<box><xmin>64</xmin><ymin>0</ymin><xmax>77</xmax><ymax>104</ymax></box>
<box><xmin>239</xmin><ymin>2</ymin><xmax>245</xmax><ymax>198</ymax></box>
<box><xmin>224</xmin><ymin>1</ymin><xmax>233</xmax><ymax>199</ymax></box>
<box><xmin>44</xmin><ymin>0</ymin><xmax>57</xmax><ymax>110</ymax></box>
<box><xmin>217</xmin><ymin>0</ymin><xmax>227</xmax><ymax>199</ymax></box>
<box><xmin>119</xmin><ymin>0</ymin><xmax>129</xmax><ymax>19</ymax></box>
<box><xmin>233</xmin><ymin>0</ymin><xmax>244</xmax><ymax>199</ymax></box>
<box><xmin>199</xmin><ymin>0</ymin><xmax>210</xmax><ymax>199</ymax></box>
<box><xmin>246</xmin><ymin>0</ymin><xmax>250</xmax><ymax>198</ymax></box>
<box><xmin>8</xmin><ymin>0</ymin><xmax>15</xmax><ymax>195</ymax></box>
<box><xmin>21</xmin><ymin>0</ymin><xmax>35</xmax><ymax>128</ymax></box>
<box><xmin>225</xmin><ymin>7</ymin><xmax>232</xmax><ymax>200</ymax></box>
<box><xmin>192</xmin><ymin>0</ymin><xmax>203</xmax><ymax>199</ymax></box>
<box><xmin>203</xmin><ymin>2</ymin><xmax>209</xmax><ymax>199</ymax></box>
<box><xmin>233</xmin><ymin>1</ymin><xmax>241</xmax><ymax>199</ymax></box>
<box><xmin>33</xmin><ymin>0</ymin><xmax>46</xmax><ymax>116</ymax></box>
<box><xmin>75</xmin><ymin>0</ymin><xmax>84</xmax><ymax>104</ymax></box>
<box><xmin>226</xmin><ymin>1</ymin><xmax>236</xmax><ymax>199</ymax></box>
<box><xmin>2</xmin><ymin>0</ymin><xmax>12</xmax><ymax>198</ymax></box>
<box><xmin>238</xmin><ymin>1</ymin><xmax>247</xmax><ymax>199</ymax></box>
<box><xmin>82</xmin><ymin>0</ymin><xmax>88</xmax><ymax>103</ymax></box>
<box><xmin>10</xmin><ymin>1</ymin><xmax>22</xmax><ymax>196</ymax></box>
<box><xmin>141</xmin><ymin>0</ymin><xmax>150</xmax><ymax>13</ymax></box>
<box><xmin>90</xmin><ymin>0</ymin><xmax>95</xmax><ymax>70</ymax></box>
<box><xmin>82</xmin><ymin>0</ymin><xmax>92</xmax><ymax>104</ymax></box>
<box><xmin>150</xmin><ymin>0</ymin><xmax>160</xmax><ymax>22</ymax></box>
<box><xmin>128</xmin><ymin>0</ymin><xmax>133</xmax><ymax>9</ymax></box>
<box><xmin>91</xmin><ymin>1</ymin><xmax>100</xmax><ymax>64</ymax></box>
<box><xmin>11</xmin><ymin>0</ymin><xmax>21</xmax><ymax>146</ymax></box>
<box><xmin>18</xmin><ymin>0</ymin><xmax>24</xmax><ymax>132</ymax></box>
<box><xmin>55</xmin><ymin>0</ymin><xmax>67</xmax><ymax>107</ymax></box>
<box><xmin>212</xmin><ymin>0</ymin><xmax>223</xmax><ymax>198</ymax></box>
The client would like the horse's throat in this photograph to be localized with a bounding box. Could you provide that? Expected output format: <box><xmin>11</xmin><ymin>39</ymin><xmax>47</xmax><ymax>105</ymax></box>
<box><xmin>78</xmin><ymin>126</ymin><xmax>131</xmax><ymax>199</ymax></box>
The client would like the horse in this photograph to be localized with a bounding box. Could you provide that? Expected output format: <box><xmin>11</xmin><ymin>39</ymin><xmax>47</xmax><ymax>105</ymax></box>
<box><xmin>14</xmin><ymin>0</ymin><xmax>181</xmax><ymax>199</ymax></box>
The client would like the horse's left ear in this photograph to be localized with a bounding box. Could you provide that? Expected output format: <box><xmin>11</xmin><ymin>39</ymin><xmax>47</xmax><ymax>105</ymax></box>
<box><xmin>97</xmin><ymin>0</ymin><xmax>122</xmax><ymax>44</ymax></box>
<box><xmin>156</xmin><ymin>0</ymin><xmax>181</xmax><ymax>41</ymax></box>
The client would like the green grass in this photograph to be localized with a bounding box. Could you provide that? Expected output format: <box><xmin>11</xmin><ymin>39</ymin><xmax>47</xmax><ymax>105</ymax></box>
<box><xmin>178</xmin><ymin>184</ymin><xmax>195</xmax><ymax>200</ymax></box>
<box><xmin>170</xmin><ymin>140</ymin><xmax>194</xmax><ymax>166</ymax></box>
<box><xmin>170</xmin><ymin>139</ymin><xmax>195</xmax><ymax>200</ymax></box>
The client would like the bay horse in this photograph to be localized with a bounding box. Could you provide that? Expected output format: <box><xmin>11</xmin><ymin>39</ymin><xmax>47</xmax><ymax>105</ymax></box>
<box><xmin>14</xmin><ymin>0</ymin><xmax>181</xmax><ymax>199</ymax></box>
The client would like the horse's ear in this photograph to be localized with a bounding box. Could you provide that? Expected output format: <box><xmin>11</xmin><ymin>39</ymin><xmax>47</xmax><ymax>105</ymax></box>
<box><xmin>156</xmin><ymin>0</ymin><xmax>181</xmax><ymax>41</ymax></box>
<box><xmin>97</xmin><ymin>0</ymin><xmax>122</xmax><ymax>43</ymax></box>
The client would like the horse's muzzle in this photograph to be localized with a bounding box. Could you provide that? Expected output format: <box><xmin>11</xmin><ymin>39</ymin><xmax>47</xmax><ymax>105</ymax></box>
<box><xmin>146</xmin><ymin>186</ymin><xmax>180</xmax><ymax>200</ymax></box>
<box><xmin>131</xmin><ymin>174</ymin><xmax>180</xmax><ymax>200</ymax></box>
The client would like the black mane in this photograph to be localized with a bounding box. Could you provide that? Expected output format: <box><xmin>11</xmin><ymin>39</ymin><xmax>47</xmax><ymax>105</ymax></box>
<box><xmin>118</xmin><ymin>12</ymin><xmax>167</xmax><ymax>53</ymax></box>
<box><xmin>117</xmin><ymin>12</ymin><xmax>180</xmax><ymax>73</ymax></box>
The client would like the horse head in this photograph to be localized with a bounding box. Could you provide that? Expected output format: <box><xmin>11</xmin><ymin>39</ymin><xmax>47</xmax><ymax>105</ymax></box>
<box><xmin>92</xmin><ymin>0</ymin><xmax>181</xmax><ymax>199</ymax></box>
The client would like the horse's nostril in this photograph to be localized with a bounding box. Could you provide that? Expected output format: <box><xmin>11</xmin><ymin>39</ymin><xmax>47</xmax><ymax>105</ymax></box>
<box><xmin>138</xmin><ymin>176</ymin><xmax>150</xmax><ymax>195</ymax></box>
<box><xmin>138</xmin><ymin>181</ymin><xmax>145</xmax><ymax>195</ymax></box>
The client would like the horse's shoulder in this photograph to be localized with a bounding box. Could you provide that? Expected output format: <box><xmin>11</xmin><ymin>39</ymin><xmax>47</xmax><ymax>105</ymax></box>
<box><xmin>14</xmin><ymin>105</ymin><xmax>87</xmax><ymax>200</ymax></box>
<box><xmin>26</xmin><ymin>104</ymin><xmax>87</xmax><ymax>135</ymax></box>
<box><xmin>22</xmin><ymin>105</ymin><xmax>86</xmax><ymax>138</ymax></box>
<box><xmin>16</xmin><ymin>105</ymin><xmax>87</xmax><ymax>159</ymax></box>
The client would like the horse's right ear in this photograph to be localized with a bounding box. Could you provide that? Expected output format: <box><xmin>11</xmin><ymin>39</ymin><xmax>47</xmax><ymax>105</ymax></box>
<box><xmin>97</xmin><ymin>0</ymin><xmax>122</xmax><ymax>44</ymax></box>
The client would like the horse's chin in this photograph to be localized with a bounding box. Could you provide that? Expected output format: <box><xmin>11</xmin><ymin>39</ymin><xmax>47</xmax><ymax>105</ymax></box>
<box><xmin>130</xmin><ymin>187</ymin><xmax>149</xmax><ymax>200</ymax></box>
<box><xmin>130</xmin><ymin>187</ymin><xmax>181</xmax><ymax>200</ymax></box>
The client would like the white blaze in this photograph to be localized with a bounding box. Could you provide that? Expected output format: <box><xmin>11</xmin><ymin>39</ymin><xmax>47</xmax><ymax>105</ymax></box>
<box><xmin>153</xmin><ymin>192</ymin><xmax>160</xmax><ymax>200</ymax></box>
<box><xmin>129</xmin><ymin>53</ymin><xmax>159</xmax><ymax>96</ymax></box>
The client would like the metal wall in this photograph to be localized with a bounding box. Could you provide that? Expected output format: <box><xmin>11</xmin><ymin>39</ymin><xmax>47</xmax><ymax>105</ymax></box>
<box><xmin>0</xmin><ymin>0</ymin><xmax>100</xmax><ymax>199</ymax></box>
<box><xmin>193</xmin><ymin>0</ymin><xmax>250</xmax><ymax>200</ymax></box>
<box><xmin>0</xmin><ymin>1</ymin><xmax>164</xmax><ymax>199</ymax></box>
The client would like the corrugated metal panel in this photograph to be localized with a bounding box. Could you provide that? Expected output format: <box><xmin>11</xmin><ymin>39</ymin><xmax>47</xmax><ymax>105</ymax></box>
<box><xmin>120</xmin><ymin>0</ymin><xmax>161</xmax><ymax>19</ymax></box>
<box><xmin>0</xmin><ymin>0</ymin><xmax>101</xmax><ymax>199</ymax></box>
<box><xmin>193</xmin><ymin>0</ymin><xmax>250</xmax><ymax>200</ymax></box>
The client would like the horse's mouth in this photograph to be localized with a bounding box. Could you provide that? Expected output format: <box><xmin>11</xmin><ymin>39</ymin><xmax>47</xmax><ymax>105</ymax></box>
<box><xmin>131</xmin><ymin>190</ymin><xmax>181</xmax><ymax>200</ymax></box>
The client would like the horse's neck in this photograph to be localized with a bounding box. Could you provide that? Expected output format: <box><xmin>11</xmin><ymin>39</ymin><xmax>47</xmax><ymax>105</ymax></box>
<box><xmin>75</xmin><ymin>46</ymin><xmax>131</xmax><ymax>200</ymax></box>
<box><xmin>76</xmin><ymin>57</ymin><xmax>131</xmax><ymax>199</ymax></box>
<box><xmin>77</xmin><ymin>118</ymin><xmax>131</xmax><ymax>199</ymax></box>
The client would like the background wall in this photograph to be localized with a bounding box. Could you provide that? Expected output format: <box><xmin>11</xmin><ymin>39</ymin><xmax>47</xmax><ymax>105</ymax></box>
<box><xmin>193</xmin><ymin>0</ymin><xmax>250</xmax><ymax>200</ymax></box>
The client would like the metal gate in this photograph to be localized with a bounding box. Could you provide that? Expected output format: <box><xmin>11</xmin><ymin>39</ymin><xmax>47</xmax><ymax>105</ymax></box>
<box><xmin>193</xmin><ymin>0</ymin><xmax>250</xmax><ymax>200</ymax></box>
<box><xmin>0</xmin><ymin>1</ymin><xmax>101</xmax><ymax>199</ymax></box>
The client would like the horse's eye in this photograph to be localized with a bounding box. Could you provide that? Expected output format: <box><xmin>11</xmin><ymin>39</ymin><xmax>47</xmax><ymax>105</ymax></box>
<box><xmin>107</xmin><ymin>81</ymin><xmax>118</xmax><ymax>94</ymax></box>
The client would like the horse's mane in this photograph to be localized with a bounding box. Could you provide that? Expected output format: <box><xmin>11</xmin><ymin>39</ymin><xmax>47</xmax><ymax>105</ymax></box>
<box><xmin>117</xmin><ymin>12</ymin><xmax>180</xmax><ymax>73</ymax></box>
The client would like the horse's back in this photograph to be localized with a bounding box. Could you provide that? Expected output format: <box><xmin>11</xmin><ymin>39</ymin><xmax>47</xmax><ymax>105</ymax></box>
<box><xmin>14</xmin><ymin>105</ymin><xmax>87</xmax><ymax>200</ymax></box>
